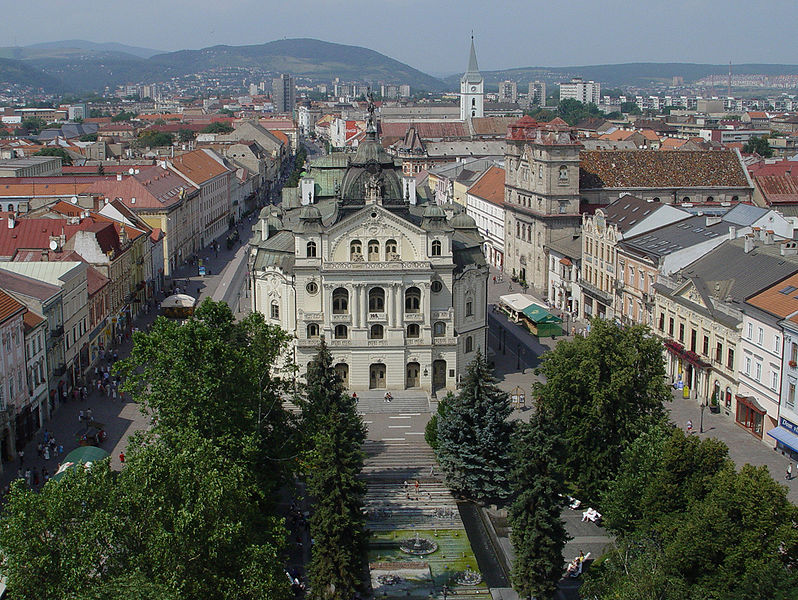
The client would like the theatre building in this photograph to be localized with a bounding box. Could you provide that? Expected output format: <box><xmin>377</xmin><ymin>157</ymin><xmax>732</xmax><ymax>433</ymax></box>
<box><xmin>249</xmin><ymin>102</ymin><xmax>488</xmax><ymax>394</ymax></box>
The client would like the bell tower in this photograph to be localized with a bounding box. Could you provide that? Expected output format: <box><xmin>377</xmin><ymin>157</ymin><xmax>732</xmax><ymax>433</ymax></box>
<box><xmin>460</xmin><ymin>35</ymin><xmax>484</xmax><ymax>121</ymax></box>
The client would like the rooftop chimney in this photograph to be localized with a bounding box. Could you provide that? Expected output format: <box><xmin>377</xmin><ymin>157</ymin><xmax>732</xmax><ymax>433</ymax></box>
<box><xmin>728</xmin><ymin>225</ymin><xmax>737</xmax><ymax>240</ymax></box>
<box><xmin>781</xmin><ymin>241</ymin><xmax>798</xmax><ymax>256</ymax></box>
<box><xmin>116</xmin><ymin>173</ymin><xmax>123</xmax><ymax>182</ymax></box>
<box><xmin>7</xmin><ymin>215</ymin><xmax>14</xmax><ymax>229</ymax></box>
<box><xmin>764</xmin><ymin>230</ymin><xmax>774</xmax><ymax>245</ymax></box>
<box><xmin>706</xmin><ymin>216</ymin><xmax>722</xmax><ymax>227</ymax></box>
<box><xmin>744</xmin><ymin>235</ymin><xmax>754</xmax><ymax>253</ymax></box>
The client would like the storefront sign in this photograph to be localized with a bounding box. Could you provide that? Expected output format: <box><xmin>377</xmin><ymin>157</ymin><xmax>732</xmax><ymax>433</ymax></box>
<box><xmin>780</xmin><ymin>418</ymin><xmax>798</xmax><ymax>436</ymax></box>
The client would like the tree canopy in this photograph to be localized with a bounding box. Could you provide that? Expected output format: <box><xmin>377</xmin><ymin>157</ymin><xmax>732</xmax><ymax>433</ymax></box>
<box><xmin>583</xmin><ymin>424</ymin><xmax>798</xmax><ymax>599</ymax></box>
<box><xmin>136</xmin><ymin>130</ymin><xmax>174</xmax><ymax>148</ymax></box>
<box><xmin>436</xmin><ymin>350</ymin><xmax>513</xmax><ymax>503</ymax></box>
<box><xmin>534</xmin><ymin>319</ymin><xmax>670</xmax><ymax>501</ymax></box>
<box><xmin>743</xmin><ymin>135</ymin><xmax>774</xmax><ymax>158</ymax></box>
<box><xmin>0</xmin><ymin>300</ymin><xmax>297</xmax><ymax>599</ymax></box>
<box><xmin>201</xmin><ymin>121</ymin><xmax>234</xmax><ymax>134</ymax></box>
<box><xmin>33</xmin><ymin>147</ymin><xmax>72</xmax><ymax>165</ymax></box>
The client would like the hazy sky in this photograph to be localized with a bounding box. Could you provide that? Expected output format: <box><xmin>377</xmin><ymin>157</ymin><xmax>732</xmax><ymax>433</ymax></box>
<box><xmin>3</xmin><ymin>0</ymin><xmax>795</xmax><ymax>75</ymax></box>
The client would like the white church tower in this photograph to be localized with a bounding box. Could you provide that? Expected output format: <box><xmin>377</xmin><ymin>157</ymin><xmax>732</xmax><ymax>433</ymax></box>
<box><xmin>460</xmin><ymin>36</ymin><xmax>484</xmax><ymax>121</ymax></box>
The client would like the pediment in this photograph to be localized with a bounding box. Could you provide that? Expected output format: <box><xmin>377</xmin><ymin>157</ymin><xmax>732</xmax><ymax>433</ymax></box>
<box><xmin>326</xmin><ymin>204</ymin><xmax>427</xmax><ymax>262</ymax></box>
<box><xmin>675</xmin><ymin>280</ymin><xmax>707</xmax><ymax>308</ymax></box>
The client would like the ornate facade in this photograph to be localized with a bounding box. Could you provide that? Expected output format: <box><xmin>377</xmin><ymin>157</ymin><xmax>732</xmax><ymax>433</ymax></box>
<box><xmin>250</xmin><ymin>101</ymin><xmax>488</xmax><ymax>394</ymax></box>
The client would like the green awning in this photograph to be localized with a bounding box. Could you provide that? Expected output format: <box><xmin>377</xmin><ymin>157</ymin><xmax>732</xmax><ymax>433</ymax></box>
<box><xmin>52</xmin><ymin>446</ymin><xmax>111</xmax><ymax>481</ymax></box>
<box><xmin>521</xmin><ymin>304</ymin><xmax>562</xmax><ymax>324</ymax></box>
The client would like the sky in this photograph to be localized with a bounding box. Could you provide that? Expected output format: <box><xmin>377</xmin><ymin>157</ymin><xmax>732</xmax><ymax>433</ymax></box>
<box><xmin>2</xmin><ymin>0</ymin><xmax>795</xmax><ymax>75</ymax></box>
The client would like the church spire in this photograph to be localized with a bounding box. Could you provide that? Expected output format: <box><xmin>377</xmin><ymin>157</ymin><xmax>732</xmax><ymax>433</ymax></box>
<box><xmin>466</xmin><ymin>34</ymin><xmax>480</xmax><ymax>75</ymax></box>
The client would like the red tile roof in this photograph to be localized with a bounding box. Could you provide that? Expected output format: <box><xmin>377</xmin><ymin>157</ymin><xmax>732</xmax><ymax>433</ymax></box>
<box><xmin>467</xmin><ymin>166</ymin><xmax>505</xmax><ymax>206</ymax></box>
<box><xmin>755</xmin><ymin>174</ymin><xmax>798</xmax><ymax>204</ymax></box>
<box><xmin>748</xmin><ymin>160</ymin><xmax>798</xmax><ymax>177</ymax></box>
<box><xmin>87</xmin><ymin>166</ymin><xmax>196</xmax><ymax>210</ymax></box>
<box><xmin>579</xmin><ymin>150</ymin><xmax>749</xmax><ymax>189</ymax></box>
<box><xmin>170</xmin><ymin>149</ymin><xmax>231</xmax><ymax>185</ymax></box>
<box><xmin>380</xmin><ymin>121</ymin><xmax>468</xmax><ymax>140</ymax></box>
<box><xmin>0</xmin><ymin>289</ymin><xmax>25</xmax><ymax>324</ymax></box>
<box><xmin>22</xmin><ymin>308</ymin><xmax>44</xmax><ymax>331</ymax></box>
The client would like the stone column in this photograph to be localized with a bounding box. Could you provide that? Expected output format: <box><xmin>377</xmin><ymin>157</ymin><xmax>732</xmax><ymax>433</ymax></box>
<box><xmin>350</xmin><ymin>284</ymin><xmax>358</xmax><ymax>329</ymax></box>
<box><xmin>422</xmin><ymin>282</ymin><xmax>431</xmax><ymax>327</ymax></box>
<box><xmin>361</xmin><ymin>285</ymin><xmax>368</xmax><ymax>329</ymax></box>
<box><xmin>323</xmin><ymin>284</ymin><xmax>333</xmax><ymax>332</ymax></box>
<box><xmin>386</xmin><ymin>284</ymin><xmax>394</xmax><ymax>328</ymax></box>
<box><xmin>394</xmin><ymin>283</ymin><xmax>402</xmax><ymax>328</ymax></box>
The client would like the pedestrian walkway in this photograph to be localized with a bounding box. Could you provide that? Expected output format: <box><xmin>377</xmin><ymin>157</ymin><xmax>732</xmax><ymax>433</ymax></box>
<box><xmin>667</xmin><ymin>390</ymin><xmax>798</xmax><ymax>504</ymax></box>
<box><xmin>0</xmin><ymin>214</ymin><xmax>260</xmax><ymax>499</ymax></box>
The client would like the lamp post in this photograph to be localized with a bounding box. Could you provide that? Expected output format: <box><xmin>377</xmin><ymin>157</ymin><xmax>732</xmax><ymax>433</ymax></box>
<box><xmin>700</xmin><ymin>402</ymin><xmax>705</xmax><ymax>434</ymax></box>
<box><xmin>442</xmin><ymin>584</ymin><xmax>449</xmax><ymax>600</ymax></box>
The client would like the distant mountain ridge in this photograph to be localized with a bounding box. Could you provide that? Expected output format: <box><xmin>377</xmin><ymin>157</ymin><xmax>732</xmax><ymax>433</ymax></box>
<box><xmin>445</xmin><ymin>62</ymin><xmax>798</xmax><ymax>89</ymax></box>
<box><xmin>0</xmin><ymin>57</ymin><xmax>64</xmax><ymax>92</ymax></box>
<box><xmin>0</xmin><ymin>38</ymin><xmax>446</xmax><ymax>94</ymax></box>
<box><xmin>24</xmin><ymin>40</ymin><xmax>163</xmax><ymax>59</ymax></box>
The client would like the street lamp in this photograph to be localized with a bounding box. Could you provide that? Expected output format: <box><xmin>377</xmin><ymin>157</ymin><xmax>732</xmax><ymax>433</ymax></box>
<box><xmin>700</xmin><ymin>402</ymin><xmax>706</xmax><ymax>434</ymax></box>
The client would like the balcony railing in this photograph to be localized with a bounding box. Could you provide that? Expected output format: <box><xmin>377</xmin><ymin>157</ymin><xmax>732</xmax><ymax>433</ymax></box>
<box><xmin>433</xmin><ymin>337</ymin><xmax>457</xmax><ymax>346</ymax></box>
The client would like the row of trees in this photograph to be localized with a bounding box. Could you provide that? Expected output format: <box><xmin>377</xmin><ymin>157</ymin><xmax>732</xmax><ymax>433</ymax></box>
<box><xmin>0</xmin><ymin>300</ymin><xmax>372</xmax><ymax>599</ymax></box>
<box><xmin>432</xmin><ymin>320</ymin><xmax>798</xmax><ymax>599</ymax></box>
<box><xmin>0</xmin><ymin>301</ymin><xmax>298</xmax><ymax>599</ymax></box>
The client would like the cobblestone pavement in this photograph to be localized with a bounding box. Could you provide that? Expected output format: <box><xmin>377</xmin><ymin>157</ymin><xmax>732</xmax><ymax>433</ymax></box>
<box><xmin>1</xmin><ymin>215</ymin><xmax>257</xmax><ymax>497</ymax></box>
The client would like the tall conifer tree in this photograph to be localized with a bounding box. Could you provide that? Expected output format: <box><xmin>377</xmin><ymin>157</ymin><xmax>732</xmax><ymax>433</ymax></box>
<box><xmin>436</xmin><ymin>350</ymin><xmax>513</xmax><ymax>502</ymax></box>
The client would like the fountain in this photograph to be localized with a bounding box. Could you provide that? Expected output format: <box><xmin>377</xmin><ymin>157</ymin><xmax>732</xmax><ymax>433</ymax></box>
<box><xmin>455</xmin><ymin>568</ymin><xmax>482</xmax><ymax>586</ymax></box>
<box><xmin>398</xmin><ymin>532</ymin><xmax>439</xmax><ymax>555</ymax></box>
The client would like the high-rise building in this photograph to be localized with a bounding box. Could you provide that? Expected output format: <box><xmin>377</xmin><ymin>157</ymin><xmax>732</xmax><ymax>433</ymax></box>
<box><xmin>528</xmin><ymin>81</ymin><xmax>547</xmax><ymax>106</ymax></box>
<box><xmin>498</xmin><ymin>80</ymin><xmax>518</xmax><ymax>103</ymax></box>
<box><xmin>460</xmin><ymin>36</ymin><xmax>484</xmax><ymax>121</ymax></box>
<box><xmin>272</xmin><ymin>73</ymin><xmax>296</xmax><ymax>114</ymax></box>
<box><xmin>559</xmin><ymin>77</ymin><xmax>601</xmax><ymax>105</ymax></box>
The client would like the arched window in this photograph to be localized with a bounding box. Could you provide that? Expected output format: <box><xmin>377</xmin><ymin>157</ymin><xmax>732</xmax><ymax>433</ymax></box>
<box><xmin>407</xmin><ymin>323</ymin><xmax>420</xmax><ymax>338</ymax></box>
<box><xmin>465</xmin><ymin>335</ymin><xmax>473</xmax><ymax>353</ymax></box>
<box><xmin>559</xmin><ymin>165</ymin><xmax>568</xmax><ymax>181</ymax></box>
<box><xmin>369</xmin><ymin>287</ymin><xmax>385</xmax><ymax>312</ymax></box>
<box><xmin>431</xmin><ymin>240</ymin><xmax>442</xmax><ymax>256</ymax></box>
<box><xmin>270</xmin><ymin>301</ymin><xmax>279</xmax><ymax>319</ymax></box>
<box><xmin>307</xmin><ymin>323</ymin><xmax>319</xmax><ymax>338</ymax></box>
<box><xmin>706</xmin><ymin>196</ymin><xmax>714</xmax><ymax>202</ymax></box>
<box><xmin>682</xmin><ymin>197</ymin><xmax>690</xmax><ymax>203</ymax></box>
<box><xmin>350</xmin><ymin>239</ymin><xmax>362</xmax><ymax>260</ymax></box>
<box><xmin>367</xmin><ymin>239</ymin><xmax>380</xmax><ymax>261</ymax></box>
<box><xmin>472</xmin><ymin>98</ymin><xmax>476</xmax><ymax>107</ymax></box>
<box><xmin>652</xmin><ymin>197</ymin><xmax>660</xmax><ymax>202</ymax></box>
<box><xmin>370</xmin><ymin>324</ymin><xmax>384</xmax><ymax>339</ymax></box>
<box><xmin>306</xmin><ymin>240</ymin><xmax>317</xmax><ymax>257</ymax></box>
<box><xmin>332</xmin><ymin>287</ymin><xmax>349</xmax><ymax>314</ymax></box>
<box><xmin>433</xmin><ymin>321</ymin><xmax>446</xmax><ymax>337</ymax></box>
<box><xmin>405</xmin><ymin>287</ymin><xmax>421</xmax><ymax>313</ymax></box>
<box><xmin>732</xmin><ymin>195</ymin><xmax>739</xmax><ymax>202</ymax></box>
<box><xmin>385</xmin><ymin>239</ymin><xmax>398</xmax><ymax>259</ymax></box>
<box><xmin>334</xmin><ymin>324</ymin><xmax>348</xmax><ymax>339</ymax></box>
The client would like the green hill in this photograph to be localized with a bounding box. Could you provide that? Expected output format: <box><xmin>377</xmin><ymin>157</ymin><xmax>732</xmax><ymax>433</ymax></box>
<box><xmin>149</xmin><ymin>38</ymin><xmax>445</xmax><ymax>91</ymax></box>
<box><xmin>0</xmin><ymin>57</ymin><xmax>64</xmax><ymax>92</ymax></box>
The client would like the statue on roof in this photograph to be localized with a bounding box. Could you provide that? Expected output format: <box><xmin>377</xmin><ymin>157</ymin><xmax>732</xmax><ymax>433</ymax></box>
<box><xmin>365</xmin><ymin>90</ymin><xmax>376</xmax><ymax>134</ymax></box>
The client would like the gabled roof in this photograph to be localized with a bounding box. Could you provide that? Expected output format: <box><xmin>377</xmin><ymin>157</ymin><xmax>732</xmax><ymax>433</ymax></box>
<box><xmin>0</xmin><ymin>261</ymin><xmax>84</xmax><ymax>287</ymax></box>
<box><xmin>747</xmin><ymin>271</ymin><xmax>798</xmax><ymax>323</ymax></box>
<box><xmin>169</xmin><ymin>149</ymin><xmax>231</xmax><ymax>185</ymax></box>
<box><xmin>0</xmin><ymin>268</ymin><xmax>60</xmax><ymax>302</ymax></box>
<box><xmin>0</xmin><ymin>289</ymin><xmax>25</xmax><ymax>324</ymax></box>
<box><xmin>602</xmin><ymin>194</ymin><xmax>666</xmax><ymax>233</ymax></box>
<box><xmin>579</xmin><ymin>150</ymin><xmax>749</xmax><ymax>189</ymax></box>
<box><xmin>467</xmin><ymin>166</ymin><xmax>505</xmax><ymax>206</ymax></box>
<box><xmin>22</xmin><ymin>308</ymin><xmax>44</xmax><ymax>331</ymax></box>
<box><xmin>754</xmin><ymin>174</ymin><xmax>798</xmax><ymax>204</ymax></box>
<box><xmin>621</xmin><ymin>214</ymin><xmax>727</xmax><ymax>260</ymax></box>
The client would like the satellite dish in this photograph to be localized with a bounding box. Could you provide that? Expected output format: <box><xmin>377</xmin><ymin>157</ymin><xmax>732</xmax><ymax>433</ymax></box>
<box><xmin>49</xmin><ymin>240</ymin><xmax>58</xmax><ymax>251</ymax></box>
<box><xmin>128</xmin><ymin>168</ymin><xmax>135</xmax><ymax>175</ymax></box>
<box><xmin>70</xmin><ymin>196</ymin><xmax>78</xmax><ymax>204</ymax></box>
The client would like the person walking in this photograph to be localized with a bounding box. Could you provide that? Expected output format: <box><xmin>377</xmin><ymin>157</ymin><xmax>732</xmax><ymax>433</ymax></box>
<box><xmin>787</xmin><ymin>463</ymin><xmax>793</xmax><ymax>481</ymax></box>
<box><xmin>79</xmin><ymin>410</ymin><xmax>84</xmax><ymax>422</ymax></box>
<box><xmin>686</xmin><ymin>419</ymin><xmax>693</xmax><ymax>434</ymax></box>
<box><xmin>119</xmin><ymin>452</ymin><xmax>125</xmax><ymax>464</ymax></box>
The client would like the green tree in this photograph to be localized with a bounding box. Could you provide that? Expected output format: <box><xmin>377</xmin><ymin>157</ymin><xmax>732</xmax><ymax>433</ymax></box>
<box><xmin>135</xmin><ymin>131</ymin><xmax>174</xmax><ymax>148</ymax></box>
<box><xmin>620</xmin><ymin>101</ymin><xmax>642</xmax><ymax>115</ymax></box>
<box><xmin>118</xmin><ymin>300</ymin><xmax>297</xmax><ymax>493</ymax></box>
<box><xmin>509</xmin><ymin>415</ymin><xmax>570</xmax><ymax>600</ymax></box>
<box><xmin>556</xmin><ymin>98</ymin><xmax>604</xmax><ymax>125</ymax></box>
<box><xmin>79</xmin><ymin>133</ymin><xmax>98</xmax><ymax>142</ymax></box>
<box><xmin>201</xmin><ymin>122</ymin><xmax>234</xmax><ymax>134</ymax></box>
<box><xmin>33</xmin><ymin>147</ymin><xmax>72</xmax><ymax>165</ymax></box>
<box><xmin>743</xmin><ymin>135</ymin><xmax>774</xmax><ymax>158</ymax></box>
<box><xmin>20</xmin><ymin>116</ymin><xmax>46</xmax><ymax>134</ymax></box>
<box><xmin>111</xmin><ymin>110</ymin><xmax>137</xmax><ymax>122</ymax></box>
<box><xmin>424</xmin><ymin>392</ymin><xmax>453</xmax><ymax>451</ymax></box>
<box><xmin>534</xmin><ymin>319</ymin><xmax>669</xmax><ymax>501</ymax></box>
<box><xmin>178</xmin><ymin>128</ymin><xmax>195</xmax><ymax>142</ymax></box>
<box><xmin>303</xmin><ymin>339</ymin><xmax>367</xmax><ymax>600</ymax></box>
<box><xmin>436</xmin><ymin>350</ymin><xmax>513</xmax><ymax>503</ymax></box>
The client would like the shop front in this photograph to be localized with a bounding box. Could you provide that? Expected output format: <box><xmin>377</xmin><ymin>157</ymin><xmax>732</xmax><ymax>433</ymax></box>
<box><xmin>735</xmin><ymin>394</ymin><xmax>766</xmax><ymax>439</ymax></box>
<box><xmin>768</xmin><ymin>417</ymin><xmax>798</xmax><ymax>461</ymax></box>
<box><xmin>663</xmin><ymin>340</ymin><xmax>712</xmax><ymax>401</ymax></box>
